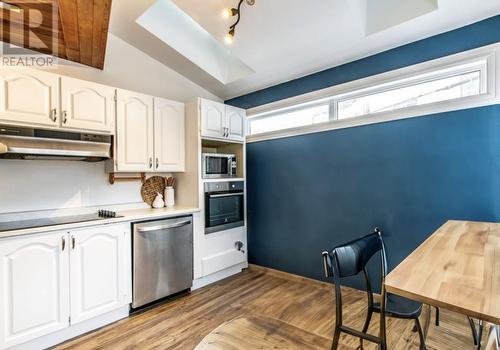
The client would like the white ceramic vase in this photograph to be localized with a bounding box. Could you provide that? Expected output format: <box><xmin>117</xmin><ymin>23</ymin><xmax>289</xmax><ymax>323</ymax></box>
<box><xmin>165</xmin><ymin>186</ymin><xmax>175</xmax><ymax>208</ymax></box>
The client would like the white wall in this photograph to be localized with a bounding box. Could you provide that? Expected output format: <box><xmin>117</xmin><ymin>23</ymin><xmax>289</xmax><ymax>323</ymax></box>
<box><xmin>0</xmin><ymin>34</ymin><xmax>221</xmax><ymax>215</ymax></box>
<box><xmin>41</xmin><ymin>34</ymin><xmax>221</xmax><ymax>102</ymax></box>
<box><xmin>0</xmin><ymin>160</ymin><xmax>142</xmax><ymax>214</ymax></box>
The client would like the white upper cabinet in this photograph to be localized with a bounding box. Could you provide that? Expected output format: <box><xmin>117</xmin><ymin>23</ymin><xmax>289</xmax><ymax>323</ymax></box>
<box><xmin>60</xmin><ymin>77</ymin><xmax>115</xmax><ymax>134</ymax></box>
<box><xmin>116</xmin><ymin>89</ymin><xmax>154</xmax><ymax>172</ymax></box>
<box><xmin>0</xmin><ymin>70</ymin><xmax>59</xmax><ymax>128</ymax></box>
<box><xmin>154</xmin><ymin>97</ymin><xmax>185</xmax><ymax>172</ymax></box>
<box><xmin>69</xmin><ymin>224</ymin><xmax>131</xmax><ymax>325</ymax></box>
<box><xmin>0</xmin><ymin>231</ymin><xmax>70</xmax><ymax>349</ymax></box>
<box><xmin>200</xmin><ymin>99</ymin><xmax>225</xmax><ymax>139</ymax></box>
<box><xmin>200</xmin><ymin>98</ymin><xmax>246</xmax><ymax>142</ymax></box>
<box><xmin>225</xmin><ymin>105</ymin><xmax>246</xmax><ymax>142</ymax></box>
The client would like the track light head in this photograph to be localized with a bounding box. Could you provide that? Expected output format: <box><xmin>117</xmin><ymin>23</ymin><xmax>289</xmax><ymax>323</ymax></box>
<box><xmin>225</xmin><ymin>28</ymin><xmax>235</xmax><ymax>44</ymax></box>
<box><xmin>223</xmin><ymin>7</ymin><xmax>239</xmax><ymax>18</ymax></box>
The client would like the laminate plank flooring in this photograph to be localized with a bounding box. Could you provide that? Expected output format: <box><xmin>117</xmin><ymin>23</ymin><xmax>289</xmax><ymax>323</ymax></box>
<box><xmin>55</xmin><ymin>265</ymin><xmax>489</xmax><ymax>349</ymax></box>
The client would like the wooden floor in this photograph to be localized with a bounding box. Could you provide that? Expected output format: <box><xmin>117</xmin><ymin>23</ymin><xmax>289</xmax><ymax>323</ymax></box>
<box><xmin>55</xmin><ymin>265</ymin><xmax>487</xmax><ymax>349</ymax></box>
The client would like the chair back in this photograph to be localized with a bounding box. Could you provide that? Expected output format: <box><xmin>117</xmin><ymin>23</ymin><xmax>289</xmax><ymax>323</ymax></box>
<box><xmin>323</xmin><ymin>228</ymin><xmax>386</xmax><ymax>280</ymax></box>
<box><xmin>322</xmin><ymin>229</ymin><xmax>388</xmax><ymax>324</ymax></box>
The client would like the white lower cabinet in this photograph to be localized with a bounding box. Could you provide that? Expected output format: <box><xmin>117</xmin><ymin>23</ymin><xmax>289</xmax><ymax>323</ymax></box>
<box><xmin>200</xmin><ymin>226</ymin><xmax>247</xmax><ymax>277</ymax></box>
<box><xmin>0</xmin><ymin>231</ymin><xmax>70</xmax><ymax>349</ymax></box>
<box><xmin>0</xmin><ymin>223</ymin><xmax>131</xmax><ymax>350</ymax></box>
<box><xmin>69</xmin><ymin>224</ymin><xmax>131</xmax><ymax>325</ymax></box>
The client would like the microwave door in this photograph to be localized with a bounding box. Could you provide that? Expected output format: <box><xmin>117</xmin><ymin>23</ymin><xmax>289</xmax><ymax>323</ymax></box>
<box><xmin>204</xmin><ymin>156</ymin><xmax>231</xmax><ymax>178</ymax></box>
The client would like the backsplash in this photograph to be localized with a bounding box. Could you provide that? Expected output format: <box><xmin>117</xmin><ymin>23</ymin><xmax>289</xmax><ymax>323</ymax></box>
<box><xmin>0</xmin><ymin>160</ymin><xmax>143</xmax><ymax>214</ymax></box>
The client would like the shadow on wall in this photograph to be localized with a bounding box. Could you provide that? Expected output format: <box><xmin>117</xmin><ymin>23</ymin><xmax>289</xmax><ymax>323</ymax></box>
<box><xmin>246</xmin><ymin>105</ymin><xmax>500</xmax><ymax>291</ymax></box>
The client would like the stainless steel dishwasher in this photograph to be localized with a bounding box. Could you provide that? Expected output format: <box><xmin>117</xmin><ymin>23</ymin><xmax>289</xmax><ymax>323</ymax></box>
<box><xmin>132</xmin><ymin>216</ymin><xmax>193</xmax><ymax>309</ymax></box>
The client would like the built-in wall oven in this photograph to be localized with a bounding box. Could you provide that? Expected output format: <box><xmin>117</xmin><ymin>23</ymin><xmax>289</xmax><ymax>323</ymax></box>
<box><xmin>204</xmin><ymin>181</ymin><xmax>244</xmax><ymax>234</ymax></box>
<box><xmin>202</xmin><ymin>153</ymin><xmax>237</xmax><ymax>179</ymax></box>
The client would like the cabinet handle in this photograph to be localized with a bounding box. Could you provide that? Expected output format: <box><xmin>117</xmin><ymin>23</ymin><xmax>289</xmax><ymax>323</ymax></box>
<box><xmin>51</xmin><ymin>108</ymin><xmax>57</xmax><ymax>122</ymax></box>
<box><xmin>62</xmin><ymin>110</ymin><xmax>68</xmax><ymax>124</ymax></box>
<box><xmin>71</xmin><ymin>236</ymin><xmax>75</xmax><ymax>250</ymax></box>
<box><xmin>61</xmin><ymin>236</ymin><xmax>66</xmax><ymax>251</ymax></box>
<box><xmin>156</xmin><ymin>158</ymin><xmax>159</xmax><ymax>169</ymax></box>
<box><xmin>149</xmin><ymin>158</ymin><xmax>153</xmax><ymax>169</ymax></box>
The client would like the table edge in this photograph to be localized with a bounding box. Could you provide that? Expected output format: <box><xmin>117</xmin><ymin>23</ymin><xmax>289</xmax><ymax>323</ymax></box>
<box><xmin>385</xmin><ymin>283</ymin><xmax>500</xmax><ymax>325</ymax></box>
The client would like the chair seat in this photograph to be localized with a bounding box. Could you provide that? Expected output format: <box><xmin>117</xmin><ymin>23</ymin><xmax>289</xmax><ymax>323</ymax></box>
<box><xmin>373</xmin><ymin>293</ymin><xmax>422</xmax><ymax>319</ymax></box>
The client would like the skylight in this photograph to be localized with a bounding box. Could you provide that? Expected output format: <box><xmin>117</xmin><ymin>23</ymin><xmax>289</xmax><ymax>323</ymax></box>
<box><xmin>136</xmin><ymin>0</ymin><xmax>254</xmax><ymax>85</ymax></box>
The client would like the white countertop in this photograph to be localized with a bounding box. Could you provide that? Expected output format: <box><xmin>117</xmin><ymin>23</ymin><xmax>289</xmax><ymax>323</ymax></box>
<box><xmin>0</xmin><ymin>206</ymin><xmax>200</xmax><ymax>239</ymax></box>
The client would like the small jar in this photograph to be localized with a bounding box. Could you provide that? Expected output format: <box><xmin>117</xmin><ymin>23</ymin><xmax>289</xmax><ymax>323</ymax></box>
<box><xmin>164</xmin><ymin>186</ymin><xmax>175</xmax><ymax>208</ymax></box>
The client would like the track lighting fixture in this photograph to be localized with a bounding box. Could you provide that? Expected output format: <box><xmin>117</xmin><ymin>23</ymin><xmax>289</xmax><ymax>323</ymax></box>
<box><xmin>222</xmin><ymin>0</ymin><xmax>255</xmax><ymax>44</ymax></box>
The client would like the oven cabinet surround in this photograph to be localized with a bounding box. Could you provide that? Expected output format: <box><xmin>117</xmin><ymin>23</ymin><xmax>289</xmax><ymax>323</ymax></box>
<box><xmin>0</xmin><ymin>223</ymin><xmax>131</xmax><ymax>350</ymax></box>
<box><xmin>183</xmin><ymin>98</ymin><xmax>248</xmax><ymax>290</ymax></box>
<box><xmin>200</xmin><ymin>98</ymin><xmax>245</xmax><ymax>142</ymax></box>
<box><xmin>113</xmin><ymin>90</ymin><xmax>185</xmax><ymax>173</ymax></box>
<box><xmin>0</xmin><ymin>69</ymin><xmax>114</xmax><ymax>134</ymax></box>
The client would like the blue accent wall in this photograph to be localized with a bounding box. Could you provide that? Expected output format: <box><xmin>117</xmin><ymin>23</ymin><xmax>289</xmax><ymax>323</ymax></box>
<box><xmin>246</xmin><ymin>107</ymin><xmax>500</xmax><ymax>289</ymax></box>
<box><xmin>226</xmin><ymin>15</ymin><xmax>500</xmax><ymax>289</ymax></box>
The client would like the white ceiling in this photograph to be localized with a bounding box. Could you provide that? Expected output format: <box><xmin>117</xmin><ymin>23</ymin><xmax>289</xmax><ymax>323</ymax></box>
<box><xmin>109</xmin><ymin>0</ymin><xmax>500</xmax><ymax>101</ymax></box>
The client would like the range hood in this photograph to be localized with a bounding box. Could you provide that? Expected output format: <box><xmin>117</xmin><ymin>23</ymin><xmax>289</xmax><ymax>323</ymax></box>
<box><xmin>0</xmin><ymin>125</ymin><xmax>111</xmax><ymax>162</ymax></box>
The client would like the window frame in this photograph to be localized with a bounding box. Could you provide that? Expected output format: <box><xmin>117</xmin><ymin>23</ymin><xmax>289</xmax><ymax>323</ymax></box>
<box><xmin>246</xmin><ymin>43</ymin><xmax>499</xmax><ymax>143</ymax></box>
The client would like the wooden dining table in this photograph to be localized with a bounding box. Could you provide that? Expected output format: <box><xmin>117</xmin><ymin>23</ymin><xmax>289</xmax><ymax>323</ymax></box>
<box><xmin>385</xmin><ymin>220</ymin><xmax>500</xmax><ymax>349</ymax></box>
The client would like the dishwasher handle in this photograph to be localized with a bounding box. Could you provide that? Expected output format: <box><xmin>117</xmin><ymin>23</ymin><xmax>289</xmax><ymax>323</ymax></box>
<box><xmin>137</xmin><ymin>220</ymin><xmax>191</xmax><ymax>233</ymax></box>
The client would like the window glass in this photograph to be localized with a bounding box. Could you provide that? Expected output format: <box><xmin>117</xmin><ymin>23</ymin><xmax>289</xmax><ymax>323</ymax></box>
<box><xmin>249</xmin><ymin>104</ymin><xmax>329</xmax><ymax>135</ymax></box>
<box><xmin>247</xmin><ymin>58</ymin><xmax>488</xmax><ymax>137</ymax></box>
<box><xmin>337</xmin><ymin>70</ymin><xmax>481</xmax><ymax>120</ymax></box>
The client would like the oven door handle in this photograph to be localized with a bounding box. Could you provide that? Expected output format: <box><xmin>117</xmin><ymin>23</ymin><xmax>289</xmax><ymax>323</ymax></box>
<box><xmin>208</xmin><ymin>192</ymin><xmax>244</xmax><ymax>198</ymax></box>
<box><xmin>137</xmin><ymin>220</ymin><xmax>192</xmax><ymax>233</ymax></box>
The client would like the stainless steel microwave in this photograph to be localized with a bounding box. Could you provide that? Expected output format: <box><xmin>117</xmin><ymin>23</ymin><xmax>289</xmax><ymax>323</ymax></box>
<box><xmin>202</xmin><ymin>153</ymin><xmax>237</xmax><ymax>179</ymax></box>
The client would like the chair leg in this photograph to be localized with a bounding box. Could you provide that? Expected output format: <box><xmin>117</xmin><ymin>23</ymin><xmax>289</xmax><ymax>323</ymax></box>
<box><xmin>477</xmin><ymin>320</ymin><xmax>484</xmax><ymax>350</ymax></box>
<box><xmin>379</xmin><ymin>315</ymin><xmax>387</xmax><ymax>350</ymax></box>
<box><xmin>414</xmin><ymin>318</ymin><xmax>427</xmax><ymax>350</ymax></box>
<box><xmin>435</xmin><ymin>307</ymin><xmax>440</xmax><ymax>327</ymax></box>
<box><xmin>331</xmin><ymin>326</ymin><xmax>341</xmax><ymax>350</ymax></box>
<box><xmin>359</xmin><ymin>309</ymin><xmax>373</xmax><ymax>350</ymax></box>
<box><xmin>469</xmin><ymin>317</ymin><xmax>478</xmax><ymax>346</ymax></box>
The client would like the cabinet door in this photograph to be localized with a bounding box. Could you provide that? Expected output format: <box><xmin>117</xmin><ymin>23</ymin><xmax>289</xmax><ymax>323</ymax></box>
<box><xmin>0</xmin><ymin>232</ymin><xmax>70</xmax><ymax>349</ymax></box>
<box><xmin>225</xmin><ymin>105</ymin><xmax>246</xmax><ymax>142</ymax></box>
<box><xmin>69</xmin><ymin>224</ymin><xmax>131</xmax><ymax>325</ymax></box>
<box><xmin>200</xmin><ymin>99</ymin><xmax>225</xmax><ymax>139</ymax></box>
<box><xmin>116</xmin><ymin>89</ymin><xmax>154</xmax><ymax>172</ymax></box>
<box><xmin>154</xmin><ymin>97</ymin><xmax>185</xmax><ymax>172</ymax></box>
<box><xmin>60</xmin><ymin>77</ymin><xmax>115</xmax><ymax>134</ymax></box>
<box><xmin>0</xmin><ymin>70</ymin><xmax>59</xmax><ymax>128</ymax></box>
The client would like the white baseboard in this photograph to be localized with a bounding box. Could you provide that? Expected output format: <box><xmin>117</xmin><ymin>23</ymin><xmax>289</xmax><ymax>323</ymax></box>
<box><xmin>192</xmin><ymin>262</ymin><xmax>248</xmax><ymax>290</ymax></box>
<box><xmin>8</xmin><ymin>306</ymin><xmax>130</xmax><ymax>350</ymax></box>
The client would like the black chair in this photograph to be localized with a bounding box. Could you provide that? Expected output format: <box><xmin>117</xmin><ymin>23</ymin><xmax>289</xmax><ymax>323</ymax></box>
<box><xmin>322</xmin><ymin>228</ymin><xmax>426</xmax><ymax>350</ymax></box>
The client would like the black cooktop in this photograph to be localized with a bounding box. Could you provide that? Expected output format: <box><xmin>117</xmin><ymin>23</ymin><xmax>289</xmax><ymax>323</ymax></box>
<box><xmin>0</xmin><ymin>210</ymin><xmax>123</xmax><ymax>233</ymax></box>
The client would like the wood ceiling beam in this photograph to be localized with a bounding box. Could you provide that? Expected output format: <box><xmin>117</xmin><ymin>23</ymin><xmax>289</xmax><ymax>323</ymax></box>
<box><xmin>0</xmin><ymin>0</ymin><xmax>112</xmax><ymax>69</ymax></box>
